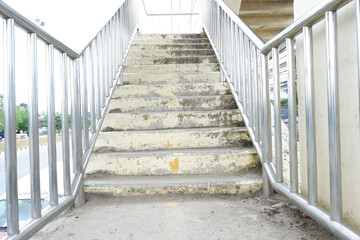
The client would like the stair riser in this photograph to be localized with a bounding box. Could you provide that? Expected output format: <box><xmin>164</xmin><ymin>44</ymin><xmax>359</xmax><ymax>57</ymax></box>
<box><xmin>127</xmin><ymin>49</ymin><xmax>215</xmax><ymax>58</ymax></box>
<box><xmin>125</xmin><ymin>56</ymin><xmax>218</xmax><ymax>65</ymax></box>
<box><xmin>85</xmin><ymin>181</ymin><xmax>262</xmax><ymax>197</ymax></box>
<box><xmin>101</xmin><ymin>110</ymin><xmax>243</xmax><ymax>131</ymax></box>
<box><xmin>93</xmin><ymin>128</ymin><xmax>252</xmax><ymax>153</ymax></box>
<box><xmin>122</xmin><ymin>72</ymin><xmax>220</xmax><ymax>85</ymax></box>
<box><xmin>130</xmin><ymin>44</ymin><xmax>213</xmax><ymax>51</ymax></box>
<box><xmin>134</xmin><ymin>34</ymin><xmax>206</xmax><ymax>39</ymax></box>
<box><xmin>113</xmin><ymin>83</ymin><xmax>230</xmax><ymax>98</ymax></box>
<box><xmin>123</xmin><ymin>63</ymin><xmax>220</xmax><ymax>73</ymax></box>
<box><xmin>132</xmin><ymin>38</ymin><xmax>209</xmax><ymax>44</ymax></box>
<box><xmin>87</xmin><ymin>150</ymin><xmax>258</xmax><ymax>176</ymax></box>
<box><xmin>107</xmin><ymin>96</ymin><xmax>237</xmax><ymax>113</ymax></box>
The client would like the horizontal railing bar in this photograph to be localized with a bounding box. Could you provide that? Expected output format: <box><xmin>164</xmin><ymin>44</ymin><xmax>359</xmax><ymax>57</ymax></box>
<box><xmin>262</xmin><ymin>0</ymin><xmax>352</xmax><ymax>54</ymax></box>
<box><xmin>0</xmin><ymin>0</ymin><xmax>80</xmax><ymax>59</ymax></box>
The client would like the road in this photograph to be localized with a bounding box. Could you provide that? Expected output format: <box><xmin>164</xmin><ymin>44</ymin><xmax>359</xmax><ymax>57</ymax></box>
<box><xmin>0</xmin><ymin>142</ymin><xmax>71</xmax><ymax>196</ymax></box>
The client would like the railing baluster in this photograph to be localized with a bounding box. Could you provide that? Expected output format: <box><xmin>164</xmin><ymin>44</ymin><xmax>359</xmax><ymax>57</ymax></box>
<box><xmin>240</xmin><ymin>31</ymin><xmax>245</xmax><ymax>103</ymax></box>
<box><xmin>28</xmin><ymin>32</ymin><xmax>41</xmax><ymax>218</ymax></box>
<box><xmin>4</xmin><ymin>18</ymin><xmax>19</xmax><ymax>236</ymax></box>
<box><xmin>272</xmin><ymin>47</ymin><xmax>283</xmax><ymax>183</ymax></box>
<box><xmin>254</xmin><ymin>46</ymin><xmax>259</xmax><ymax>142</ymax></box>
<box><xmin>71</xmin><ymin>59</ymin><xmax>84</xmax><ymax>206</ymax></box>
<box><xmin>325</xmin><ymin>10</ymin><xmax>342</xmax><ymax>221</ymax></box>
<box><xmin>81</xmin><ymin>52</ymin><xmax>89</xmax><ymax>151</ymax></box>
<box><xmin>90</xmin><ymin>43</ymin><xmax>96</xmax><ymax>133</ymax></box>
<box><xmin>46</xmin><ymin>44</ymin><xmax>58</xmax><ymax>206</ymax></box>
<box><xmin>286</xmin><ymin>38</ymin><xmax>298</xmax><ymax>193</ymax></box>
<box><xmin>303</xmin><ymin>26</ymin><xmax>317</xmax><ymax>205</ymax></box>
<box><xmin>96</xmin><ymin>35</ymin><xmax>103</xmax><ymax>117</ymax></box>
<box><xmin>249</xmin><ymin>43</ymin><xmax>254</xmax><ymax>129</ymax></box>
<box><xmin>61</xmin><ymin>53</ymin><xmax>71</xmax><ymax>196</ymax></box>
<box><xmin>261</xmin><ymin>53</ymin><xmax>272</xmax><ymax>196</ymax></box>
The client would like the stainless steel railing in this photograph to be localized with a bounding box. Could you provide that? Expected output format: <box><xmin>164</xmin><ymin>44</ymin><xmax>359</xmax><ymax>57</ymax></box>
<box><xmin>202</xmin><ymin>0</ymin><xmax>360</xmax><ymax>239</ymax></box>
<box><xmin>0</xmin><ymin>0</ymin><xmax>139</xmax><ymax>238</ymax></box>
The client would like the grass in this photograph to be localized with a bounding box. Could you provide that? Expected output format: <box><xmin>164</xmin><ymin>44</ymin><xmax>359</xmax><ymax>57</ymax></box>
<box><xmin>0</xmin><ymin>135</ymin><xmax>63</xmax><ymax>153</ymax></box>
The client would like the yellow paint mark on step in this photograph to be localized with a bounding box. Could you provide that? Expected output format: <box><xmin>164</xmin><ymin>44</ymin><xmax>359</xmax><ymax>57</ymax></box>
<box><xmin>167</xmin><ymin>140</ymin><xmax>180</xmax><ymax>148</ymax></box>
<box><xmin>168</xmin><ymin>99</ymin><xmax>176</xmax><ymax>108</ymax></box>
<box><xmin>166</xmin><ymin>202</ymin><xmax>180</xmax><ymax>207</ymax></box>
<box><xmin>170</xmin><ymin>158</ymin><xmax>179</xmax><ymax>171</ymax></box>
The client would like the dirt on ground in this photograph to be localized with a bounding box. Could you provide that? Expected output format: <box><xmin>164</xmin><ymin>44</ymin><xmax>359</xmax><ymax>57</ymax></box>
<box><xmin>33</xmin><ymin>192</ymin><xmax>337</xmax><ymax>240</ymax></box>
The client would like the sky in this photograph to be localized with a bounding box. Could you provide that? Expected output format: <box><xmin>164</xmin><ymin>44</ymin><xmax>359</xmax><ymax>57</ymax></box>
<box><xmin>0</xmin><ymin>0</ymin><xmax>125</xmax><ymax>112</ymax></box>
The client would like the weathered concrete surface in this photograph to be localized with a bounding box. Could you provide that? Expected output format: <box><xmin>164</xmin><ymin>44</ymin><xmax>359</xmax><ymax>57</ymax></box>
<box><xmin>130</xmin><ymin>43</ymin><xmax>213</xmax><ymax>51</ymax></box>
<box><xmin>126</xmin><ymin>49</ymin><xmax>215</xmax><ymax>58</ymax></box>
<box><xmin>131</xmin><ymin>38</ymin><xmax>210</xmax><ymax>44</ymax></box>
<box><xmin>107</xmin><ymin>95</ymin><xmax>237</xmax><ymax>113</ymax></box>
<box><xmin>123</xmin><ymin>63</ymin><xmax>219</xmax><ymax>73</ymax></box>
<box><xmin>101</xmin><ymin>110</ymin><xmax>243</xmax><ymax>131</ymax></box>
<box><xmin>112</xmin><ymin>82</ymin><xmax>231</xmax><ymax>98</ymax></box>
<box><xmin>93</xmin><ymin>127</ymin><xmax>252</xmax><ymax>153</ymax></box>
<box><xmin>32</xmin><ymin>193</ymin><xmax>336</xmax><ymax>240</ymax></box>
<box><xmin>122</xmin><ymin>72</ymin><xmax>220</xmax><ymax>85</ymax></box>
<box><xmin>133</xmin><ymin>33</ymin><xmax>206</xmax><ymax>39</ymax></box>
<box><xmin>84</xmin><ymin>172</ymin><xmax>262</xmax><ymax>197</ymax></box>
<box><xmin>124</xmin><ymin>56</ymin><xmax>218</xmax><ymax>65</ymax></box>
<box><xmin>87</xmin><ymin>147</ymin><xmax>258</xmax><ymax>176</ymax></box>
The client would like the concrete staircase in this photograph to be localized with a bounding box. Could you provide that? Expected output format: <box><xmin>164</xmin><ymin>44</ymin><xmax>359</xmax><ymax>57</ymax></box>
<box><xmin>85</xmin><ymin>33</ymin><xmax>262</xmax><ymax>197</ymax></box>
<box><xmin>239</xmin><ymin>0</ymin><xmax>293</xmax><ymax>42</ymax></box>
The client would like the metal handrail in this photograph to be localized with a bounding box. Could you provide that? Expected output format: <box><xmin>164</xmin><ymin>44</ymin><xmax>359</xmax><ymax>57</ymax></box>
<box><xmin>202</xmin><ymin>0</ymin><xmax>360</xmax><ymax>239</ymax></box>
<box><xmin>0</xmin><ymin>0</ymin><xmax>140</xmax><ymax>238</ymax></box>
<box><xmin>0</xmin><ymin>1</ymin><xmax>79</xmax><ymax>59</ymax></box>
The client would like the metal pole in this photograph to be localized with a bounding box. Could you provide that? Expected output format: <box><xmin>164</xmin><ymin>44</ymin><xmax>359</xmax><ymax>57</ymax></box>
<box><xmin>286</xmin><ymin>38</ymin><xmax>298</xmax><ymax>193</ymax></box>
<box><xmin>71</xmin><ymin>59</ymin><xmax>84</xmax><ymax>207</ymax></box>
<box><xmin>272</xmin><ymin>47</ymin><xmax>283</xmax><ymax>183</ymax></box>
<box><xmin>261</xmin><ymin>53</ymin><xmax>272</xmax><ymax>196</ymax></box>
<box><xmin>303</xmin><ymin>26</ymin><xmax>318</xmax><ymax>205</ymax></box>
<box><xmin>28</xmin><ymin>32</ymin><xmax>41</xmax><ymax>219</ymax></box>
<box><xmin>46</xmin><ymin>44</ymin><xmax>58</xmax><ymax>206</ymax></box>
<box><xmin>90</xmin><ymin>43</ymin><xmax>96</xmax><ymax>133</ymax></box>
<box><xmin>325</xmin><ymin>10</ymin><xmax>342</xmax><ymax>221</ymax></box>
<box><xmin>4</xmin><ymin>18</ymin><xmax>19</xmax><ymax>236</ymax></box>
<box><xmin>81</xmin><ymin>52</ymin><xmax>89</xmax><ymax>151</ymax></box>
<box><xmin>254</xmin><ymin>47</ymin><xmax>260</xmax><ymax>142</ymax></box>
<box><xmin>61</xmin><ymin>53</ymin><xmax>71</xmax><ymax>196</ymax></box>
<box><xmin>96</xmin><ymin>35</ymin><xmax>102</xmax><ymax>119</ymax></box>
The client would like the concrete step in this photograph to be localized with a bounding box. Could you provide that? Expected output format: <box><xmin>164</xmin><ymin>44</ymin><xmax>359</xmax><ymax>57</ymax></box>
<box><xmin>101</xmin><ymin>109</ymin><xmax>243</xmax><ymax>131</ymax></box>
<box><xmin>240</xmin><ymin>1</ymin><xmax>293</xmax><ymax>11</ymax></box>
<box><xmin>133</xmin><ymin>34</ymin><xmax>207</xmax><ymax>40</ymax></box>
<box><xmin>125</xmin><ymin>56</ymin><xmax>218</xmax><ymax>65</ymax></box>
<box><xmin>132</xmin><ymin>38</ymin><xmax>209</xmax><ymax>44</ymax></box>
<box><xmin>130</xmin><ymin>43</ymin><xmax>213</xmax><ymax>51</ymax></box>
<box><xmin>84</xmin><ymin>172</ymin><xmax>263</xmax><ymax>197</ymax></box>
<box><xmin>123</xmin><ymin>63</ymin><xmax>220</xmax><ymax>73</ymax></box>
<box><xmin>93</xmin><ymin>127</ymin><xmax>252</xmax><ymax>153</ymax></box>
<box><xmin>112</xmin><ymin>82</ymin><xmax>231</xmax><ymax>98</ymax></box>
<box><xmin>122</xmin><ymin>72</ymin><xmax>220</xmax><ymax>85</ymax></box>
<box><xmin>107</xmin><ymin>95</ymin><xmax>237</xmax><ymax>113</ymax></box>
<box><xmin>86</xmin><ymin>147</ymin><xmax>258</xmax><ymax>176</ymax></box>
<box><xmin>127</xmin><ymin>49</ymin><xmax>215</xmax><ymax>58</ymax></box>
<box><xmin>239</xmin><ymin>8</ymin><xmax>293</xmax><ymax>17</ymax></box>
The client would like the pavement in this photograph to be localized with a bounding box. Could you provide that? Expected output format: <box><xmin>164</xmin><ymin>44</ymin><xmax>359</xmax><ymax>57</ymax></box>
<box><xmin>32</xmin><ymin>192</ymin><xmax>336</xmax><ymax>240</ymax></box>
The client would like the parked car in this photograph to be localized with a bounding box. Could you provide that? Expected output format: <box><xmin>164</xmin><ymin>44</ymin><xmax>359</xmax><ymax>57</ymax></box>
<box><xmin>0</xmin><ymin>132</ymin><xmax>4</xmax><ymax>141</ymax></box>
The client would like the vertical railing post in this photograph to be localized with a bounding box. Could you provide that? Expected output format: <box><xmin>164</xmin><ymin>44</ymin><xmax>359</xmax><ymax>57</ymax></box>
<box><xmin>326</xmin><ymin>11</ymin><xmax>342</xmax><ymax>221</ymax></box>
<box><xmin>90</xmin><ymin>43</ymin><xmax>97</xmax><ymax>134</ymax></box>
<box><xmin>46</xmin><ymin>44</ymin><xmax>58</xmax><ymax>206</ymax></box>
<box><xmin>61</xmin><ymin>53</ymin><xmax>71</xmax><ymax>196</ymax></box>
<box><xmin>81</xmin><ymin>52</ymin><xmax>89</xmax><ymax>151</ymax></box>
<box><xmin>261</xmin><ymin>53</ymin><xmax>273</xmax><ymax>196</ymax></box>
<box><xmin>28</xmin><ymin>32</ymin><xmax>41</xmax><ymax>219</ymax></box>
<box><xmin>71</xmin><ymin>59</ymin><xmax>85</xmax><ymax>207</ymax></box>
<box><xmin>272</xmin><ymin>47</ymin><xmax>283</xmax><ymax>183</ymax></box>
<box><xmin>286</xmin><ymin>38</ymin><xmax>298</xmax><ymax>193</ymax></box>
<box><xmin>4</xmin><ymin>18</ymin><xmax>19</xmax><ymax>236</ymax></box>
<box><xmin>303</xmin><ymin>26</ymin><xmax>318</xmax><ymax>206</ymax></box>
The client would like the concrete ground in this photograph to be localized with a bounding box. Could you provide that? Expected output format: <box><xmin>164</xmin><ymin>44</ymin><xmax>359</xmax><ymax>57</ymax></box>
<box><xmin>32</xmin><ymin>192</ymin><xmax>336</xmax><ymax>240</ymax></box>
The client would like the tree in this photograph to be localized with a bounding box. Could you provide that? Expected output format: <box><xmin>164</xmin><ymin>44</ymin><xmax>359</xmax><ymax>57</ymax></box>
<box><xmin>43</xmin><ymin>113</ymin><xmax>70</xmax><ymax>134</ymax></box>
<box><xmin>16</xmin><ymin>103</ymin><xmax>29</xmax><ymax>133</ymax></box>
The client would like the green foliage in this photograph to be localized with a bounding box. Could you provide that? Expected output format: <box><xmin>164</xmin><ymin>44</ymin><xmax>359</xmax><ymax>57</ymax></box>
<box><xmin>16</xmin><ymin>104</ymin><xmax>29</xmax><ymax>133</ymax></box>
<box><xmin>280</xmin><ymin>98</ymin><xmax>288</xmax><ymax>106</ymax></box>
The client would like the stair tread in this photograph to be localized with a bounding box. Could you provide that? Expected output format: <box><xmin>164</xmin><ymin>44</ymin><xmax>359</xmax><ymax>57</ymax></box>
<box><xmin>91</xmin><ymin>146</ymin><xmax>256</xmax><ymax>157</ymax></box>
<box><xmin>239</xmin><ymin>8</ymin><xmax>293</xmax><ymax>16</ymax></box>
<box><xmin>85</xmin><ymin>172</ymin><xmax>262</xmax><ymax>187</ymax></box>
